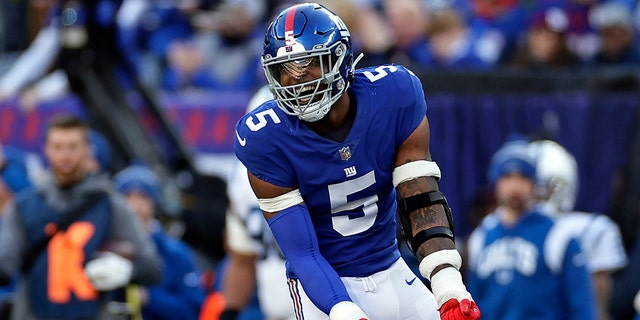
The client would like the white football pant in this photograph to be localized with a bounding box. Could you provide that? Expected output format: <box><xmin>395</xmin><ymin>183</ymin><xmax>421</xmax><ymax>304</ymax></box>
<box><xmin>287</xmin><ymin>257</ymin><xmax>439</xmax><ymax>320</ymax></box>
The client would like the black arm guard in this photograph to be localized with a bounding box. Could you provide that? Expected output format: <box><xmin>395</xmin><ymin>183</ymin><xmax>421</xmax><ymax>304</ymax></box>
<box><xmin>397</xmin><ymin>191</ymin><xmax>455</xmax><ymax>255</ymax></box>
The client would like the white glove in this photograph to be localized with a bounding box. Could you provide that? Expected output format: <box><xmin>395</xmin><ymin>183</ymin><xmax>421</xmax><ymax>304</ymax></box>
<box><xmin>85</xmin><ymin>251</ymin><xmax>134</xmax><ymax>291</ymax></box>
<box><xmin>329</xmin><ymin>301</ymin><xmax>369</xmax><ymax>320</ymax></box>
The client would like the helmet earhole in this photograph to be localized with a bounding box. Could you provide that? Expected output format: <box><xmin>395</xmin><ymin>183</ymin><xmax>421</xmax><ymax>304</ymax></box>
<box><xmin>335</xmin><ymin>44</ymin><xmax>345</xmax><ymax>57</ymax></box>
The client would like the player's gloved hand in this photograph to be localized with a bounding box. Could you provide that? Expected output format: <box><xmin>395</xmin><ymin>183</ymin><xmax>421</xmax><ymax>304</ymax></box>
<box><xmin>85</xmin><ymin>251</ymin><xmax>134</xmax><ymax>291</ymax></box>
<box><xmin>439</xmin><ymin>298</ymin><xmax>481</xmax><ymax>320</ymax></box>
<box><xmin>427</xmin><ymin>266</ymin><xmax>480</xmax><ymax>320</ymax></box>
<box><xmin>417</xmin><ymin>249</ymin><xmax>480</xmax><ymax>319</ymax></box>
<box><xmin>329</xmin><ymin>301</ymin><xmax>369</xmax><ymax>320</ymax></box>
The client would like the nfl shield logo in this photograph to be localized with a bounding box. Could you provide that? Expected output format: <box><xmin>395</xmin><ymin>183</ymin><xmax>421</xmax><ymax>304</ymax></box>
<box><xmin>339</xmin><ymin>146</ymin><xmax>352</xmax><ymax>161</ymax></box>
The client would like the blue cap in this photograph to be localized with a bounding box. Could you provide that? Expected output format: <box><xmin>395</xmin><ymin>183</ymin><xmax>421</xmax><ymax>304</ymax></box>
<box><xmin>487</xmin><ymin>141</ymin><xmax>536</xmax><ymax>185</ymax></box>
<box><xmin>114</xmin><ymin>165</ymin><xmax>160</xmax><ymax>204</ymax></box>
<box><xmin>88</xmin><ymin>130</ymin><xmax>112</xmax><ymax>171</ymax></box>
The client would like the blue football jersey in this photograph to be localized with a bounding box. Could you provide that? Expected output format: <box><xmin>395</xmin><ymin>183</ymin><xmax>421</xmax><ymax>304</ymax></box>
<box><xmin>466</xmin><ymin>209</ymin><xmax>596</xmax><ymax>320</ymax></box>
<box><xmin>234</xmin><ymin>64</ymin><xmax>427</xmax><ymax>277</ymax></box>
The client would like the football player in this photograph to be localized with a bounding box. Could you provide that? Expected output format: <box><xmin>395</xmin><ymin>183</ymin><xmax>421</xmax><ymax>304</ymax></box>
<box><xmin>233</xmin><ymin>3</ymin><xmax>480</xmax><ymax>319</ymax></box>
<box><xmin>466</xmin><ymin>140</ymin><xmax>596</xmax><ymax>320</ymax></box>
<box><xmin>529</xmin><ymin>139</ymin><xmax>627</xmax><ymax>320</ymax></box>
<box><xmin>222</xmin><ymin>85</ymin><xmax>296</xmax><ymax>320</ymax></box>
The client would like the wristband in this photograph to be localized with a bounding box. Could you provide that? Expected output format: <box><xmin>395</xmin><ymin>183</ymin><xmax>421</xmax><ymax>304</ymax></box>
<box><xmin>430</xmin><ymin>267</ymin><xmax>471</xmax><ymax>308</ymax></box>
<box><xmin>418</xmin><ymin>249</ymin><xmax>462</xmax><ymax>280</ymax></box>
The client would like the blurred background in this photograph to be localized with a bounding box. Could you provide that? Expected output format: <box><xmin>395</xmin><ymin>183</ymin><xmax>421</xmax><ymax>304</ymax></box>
<box><xmin>0</xmin><ymin>0</ymin><xmax>639</xmax><ymax>318</ymax></box>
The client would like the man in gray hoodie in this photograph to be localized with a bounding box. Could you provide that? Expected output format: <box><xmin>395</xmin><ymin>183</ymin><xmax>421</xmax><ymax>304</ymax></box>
<box><xmin>0</xmin><ymin>114</ymin><xmax>163</xmax><ymax>320</ymax></box>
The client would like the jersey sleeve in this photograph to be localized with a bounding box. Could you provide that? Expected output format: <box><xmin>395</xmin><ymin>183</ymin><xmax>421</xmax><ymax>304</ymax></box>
<box><xmin>233</xmin><ymin>110</ymin><xmax>297</xmax><ymax>188</ymax></box>
<box><xmin>562</xmin><ymin>238</ymin><xmax>597</xmax><ymax>320</ymax></box>
<box><xmin>391</xmin><ymin>66</ymin><xmax>428</xmax><ymax>146</ymax></box>
<box><xmin>581</xmin><ymin>215</ymin><xmax>628</xmax><ymax>272</ymax></box>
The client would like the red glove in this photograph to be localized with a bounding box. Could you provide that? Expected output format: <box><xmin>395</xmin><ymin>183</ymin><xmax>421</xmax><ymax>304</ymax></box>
<box><xmin>439</xmin><ymin>298</ymin><xmax>481</xmax><ymax>320</ymax></box>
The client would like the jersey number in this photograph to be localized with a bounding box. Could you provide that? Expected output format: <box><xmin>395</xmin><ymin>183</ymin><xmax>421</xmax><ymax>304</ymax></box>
<box><xmin>328</xmin><ymin>171</ymin><xmax>378</xmax><ymax>236</ymax></box>
<box><xmin>362</xmin><ymin>65</ymin><xmax>398</xmax><ymax>82</ymax></box>
<box><xmin>246</xmin><ymin>109</ymin><xmax>281</xmax><ymax>131</ymax></box>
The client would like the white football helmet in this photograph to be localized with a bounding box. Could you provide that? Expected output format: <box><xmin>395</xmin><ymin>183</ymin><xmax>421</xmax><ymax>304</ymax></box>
<box><xmin>529</xmin><ymin>140</ymin><xmax>579</xmax><ymax>212</ymax></box>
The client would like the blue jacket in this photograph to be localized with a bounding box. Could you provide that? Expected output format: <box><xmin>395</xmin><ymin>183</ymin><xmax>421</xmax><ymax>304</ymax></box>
<box><xmin>1</xmin><ymin>145</ymin><xmax>32</xmax><ymax>193</ymax></box>
<box><xmin>467</xmin><ymin>209</ymin><xmax>596</xmax><ymax>320</ymax></box>
<box><xmin>142</xmin><ymin>224</ymin><xmax>205</xmax><ymax>320</ymax></box>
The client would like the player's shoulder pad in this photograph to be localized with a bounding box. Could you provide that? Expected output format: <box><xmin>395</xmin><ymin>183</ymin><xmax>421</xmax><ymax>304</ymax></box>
<box><xmin>565</xmin><ymin>211</ymin><xmax>620</xmax><ymax>236</ymax></box>
<box><xmin>355</xmin><ymin>64</ymin><xmax>421</xmax><ymax>89</ymax></box>
<box><xmin>234</xmin><ymin>100</ymin><xmax>287</xmax><ymax>149</ymax></box>
<box><xmin>544</xmin><ymin>217</ymin><xmax>579</xmax><ymax>274</ymax></box>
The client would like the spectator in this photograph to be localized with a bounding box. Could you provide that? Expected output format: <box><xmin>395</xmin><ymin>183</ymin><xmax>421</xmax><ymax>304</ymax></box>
<box><xmin>466</xmin><ymin>140</ymin><xmax>596</xmax><ymax>320</ymax></box>
<box><xmin>0</xmin><ymin>141</ymin><xmax>33</xmax><ymax>211</ymax></box>
<box><xmin>0</xmin><ymin>140</ymin><xmax>35</xmax><ymax>319</ymax></box>
<box><xmin>0</xmin><ymin>0</ymin><xmax>53</xmax><ymax>74</ymax></box>
<box><xmin>0</xmin><ymin>0</ymin><xmax>149</xmax><ymax>110</ymax></box>
<box><xmin>0</xmin><ymin>114</ymin><xmax>162</xmax><ymax>320</ymax></box>
<box><xmin>346</xmin><ymin>0</ymin><xmax>395</xmax><ymax>67</ymax></box>
<box><xmin>510</xmin><ymin>7</ymin><xmax>580</xmax><ymax>69</ymax></box>
<box><xmin>220</xmin><ymin>85</ymin><xmax>294</xmax><ymax>320</ymax></box>
<box><xmin>588</xmin><ymin>1</ymin><xmax>640</xmax><ymax>66</ymax></box>
<box><xmin>115</xmin><ymin>164</ymin><xmax>206</xmax><ymax>320</ymax></box>
<box><xmin>529</xmin><ymin>139</ymin><xmax>627</xmax><ymax>320</ymax></box>
<box><xmin>424</xmin><ymin>8</ymin><xmax>503</xmax><ymax>69</ymax></box>
<box><xmin>86</xmin><ymin>130</ymin><xmax>113</xmax><ymax>175</ymax></box>
<box><xmin>382</xmin><ymin>0</ymin><xmax>431</xmax><ymax>68</ymax></box>
<box><xmin>610</xmin><ymin>229</ymin><xmax>640</xmax><ymax>320</ymax></box>
<box><xmin>467</xmin><ymin>0</ymin><xmax>528</xmax><ymax>64</ymax></box>
<box><xmin>161</xmin><ymin>0</ymin><xmax>267</xmax><ymax>92</ymax></box>
<box><xmin>135</xmin><ymin>0</ymin><xmax>199</xmax><ymax>88</ymax></box>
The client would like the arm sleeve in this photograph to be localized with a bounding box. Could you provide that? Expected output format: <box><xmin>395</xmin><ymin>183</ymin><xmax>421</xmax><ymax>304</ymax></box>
<box><xmin>268</xmin><ymin>204</ymin><xmax>351</xmax><ymax>314</ymax></box>
<box><xmin>33</xmin><ymin>69</ymin><xmax>70</xmax><ymax>101</ymax></box>
<box><xmin>0</xmin><ymin>26</ymin><xmax>61</xmax><ymax>96</ymax></box>
<box><xmin>109</xmin><ymin>194</ymin><xmax>163</xmax><ymax>285</ymax></box>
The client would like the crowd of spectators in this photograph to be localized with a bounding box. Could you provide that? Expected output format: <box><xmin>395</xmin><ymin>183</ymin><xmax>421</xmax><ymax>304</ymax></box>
<box><xmin>0</xmin><ymin>0</ymin><xmax>640</xmax><ymax>319</ymax></box>
<box><xmin>1</xmin><ymin>0</ymin><xmax>639</xmax><ymax>105</ymax></box>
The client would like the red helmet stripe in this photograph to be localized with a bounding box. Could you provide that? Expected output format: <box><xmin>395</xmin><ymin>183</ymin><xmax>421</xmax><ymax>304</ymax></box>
<box><xmin>285</xmin><ymin>5</ymin><xmax>298</xmax><ymax>37</ymax></box>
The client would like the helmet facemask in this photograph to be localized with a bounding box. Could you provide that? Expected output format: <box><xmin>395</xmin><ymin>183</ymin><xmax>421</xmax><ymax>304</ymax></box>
<box><xmin>535</xmin><ymin>175</ymin><xmax>576</xmax><ymax>213</ymax></box>
<box><xmin>529</xmin><ymin>140</ymin><xmax>579</xmax><ymax>213</ymax></box>
<box><xmin>263</xmin><ymin>41</ymin><xmax>349</xmax><ymax>122</ymax></box>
